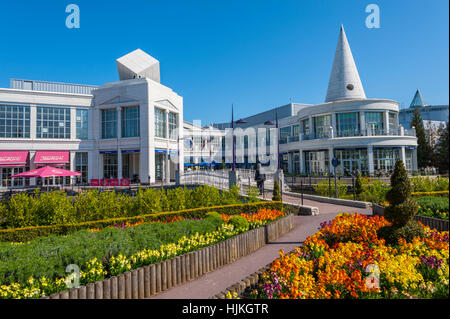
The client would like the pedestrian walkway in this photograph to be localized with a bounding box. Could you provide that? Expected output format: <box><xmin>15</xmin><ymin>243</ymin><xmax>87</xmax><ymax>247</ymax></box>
<box><xmin>150</xmin><ymin>198</ymin><xmax>371</xmax><ymax>299</ymax></box>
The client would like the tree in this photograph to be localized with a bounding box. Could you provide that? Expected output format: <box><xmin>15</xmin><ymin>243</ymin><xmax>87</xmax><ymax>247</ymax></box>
<box><xmin>435</xmin><ymin>122</ymin><xmax>449</xmax><ymax>174</ymax></box>
<box><xmin>411</xmin><ymin>107</ymin><xmax>433</xmax><ymax>168</ymax></box>
<box><xmin>378</xmin><ymin>159</ymin><xmax>424</xmax><ymax>244</ymax></box>
<box><xmin>272</xmin><ymin>181</ymin><xmax>282</xmax><ymax>201</ymax></box>
<box><xmin>354</xmin><ymin>173</ymin><xmax>363</xmax><ymax>200</ymax></box>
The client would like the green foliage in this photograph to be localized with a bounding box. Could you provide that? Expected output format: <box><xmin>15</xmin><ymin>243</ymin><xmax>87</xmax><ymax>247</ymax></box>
<box><xmin>377</xmin><ymin>220</ymin><xmax>425</xmax><ymax>245</ymax></box>
<box><xmin>228</xmin><ymin>215</ymin><xmax>249</xmax><ymax>231</ymax></box>
<box><xmin>246</xmin><ymin>186</ymin><xmax>260</xmax><ymax>203</ymax></box>
<box><xmin>386</xmin><ymin>160</ymin><xmax>411</xmax><ymax>206</ymax></box>
<box><xmin>359</xmin><ymin>178</ymin><xmax>388</xmax><ymax>203</ymax></box>
<box><xmin>354</xmin><ymin>173</ymin><xmax>363</xmax><ymax>198</ymax></box>
<box><xmin>205</xmin><ymin>212</ymin><xmax>223</xmax><ymax>224</ymax></box>
<box><xmin>272</xmin><ymin>181</ymin><xmax>282</xmax><ymax>201</ymax></box>
<box><xmin>435</xmin><ymin>122</ymin><xmax>449</xmax><ymax>174</ymax></box>
<box><xmin>0</xmin><ymin>201</ymin><xmax>283</xmax><ymax>242</ymax></box>
<box><xmin>221</xmin><ymin>186</ymin><xmax>241</xmax><ymax>205</ymax></box>
<box><xmin>0</xmin><ymin>218</ymin><xmax>223</xmax><ymax>286</ymax></box>
<box><xmin>410</xmin><ymin>176</ymin><xmax>449</xmax><ymax>192</ymax></box>
<box><xmin>314</xmin><ymin>180</ymin><xmax>348</xmax><ymax>198</ymax></box>
<box><xmin>379</xmin><ymin>159</ymin><xmax>423</xmax><ymax>244</ymax></box>
<box><xmin>415</xmin><ymin>196</ymin><xmax>449</xmax><ymax>220</ymax></box>
<box><xmin>384</xmin><ymin>198</ymin><xmax>419</xmax><ymax>226</ymax></box>
<box><xmin>411</xmin><ymin>106</ymin><xmax>434</xmax><ymax>168</ymax></box>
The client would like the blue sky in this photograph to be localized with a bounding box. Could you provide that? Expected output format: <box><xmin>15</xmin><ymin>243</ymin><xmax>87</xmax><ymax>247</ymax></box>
<box><xmin>0</xmin><ymin>0</ymin><xmax>448</xmax><ymax>124</ymax></box>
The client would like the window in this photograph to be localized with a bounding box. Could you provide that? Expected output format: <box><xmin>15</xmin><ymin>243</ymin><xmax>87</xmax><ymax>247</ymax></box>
<box><xmin>0</xmin><ymin>104</ymin><xmax>30</xmax><ymax>138</ymax></box>
<box><xmin>334</xmin><ymin>149</ymin><xmax>368</xmax><ymax>175</ymax></box>
<box><xmin>76</xmin><ymin>109</ymin><xmax>88</xmax><ymax>140</ymax></box>
<box><xmin>292</xmin><ymin>124</ymin><xmax>300</xmax><ymax>136</ymax></box>
<box><xmin>36</xmin><ymin>106</ymin><xmax>71</xmax><ymax>139</ymax></box>
<box><xmin>301</xmin><ymin>119</ymin><xmax>310</xmax><ymax>139</ymax></box>
<box><xmin>373</xmin><ymin>148</ymin><xmax>400</xmax><ymax>172</ymax></box>
<box><xmin>75</xmin><ymin>152</ymin><xmax>88</xmax><ymax>183</ymax></box>
<box><xmin>336</xmin><ymin>112</ymin><xmax>359</xmax><ymax>137</ymax></box>
<box><xmin>313</xmin><ymin>115</ymin><xmax>332</xmax><ymax>139</ymax></box>
<box><xmin>304</xmin><ymin>150</ymin><xmax>329</xmax><ymax>175</ymax></box>
<box><xmin>101</xmin><ymin>109</ymin><xmax>117</xmax><ymax>139</ymax></box>
<box><xmin>388</xmin><ymin>112</ymin><xmax>397</xmax><ymax>134</ymax></box>
<box><xmin>168</xmin><ymin>112</ymin><xmax>178</xmax><ymax>139</ymax></box>
<box><xmin>121</xmin><ymin>106</ymin><xmax>140</xmax><ymax>138</ymax></box>
<box><xmin>365</xmin><ymin>112</ymin><xmax>384</xmax><ymax>135</ymax></box>
<box><xmin>279</xmin><ymin>126</ymin><xmax>291</xmax><ymax>143</ymax></box>
<box><xmin>155</xmin><ymin>108</ymin><xmax>166</xmax><ymax>138</ymax></box>
<box><xmin>103</xmin><ymin>153</ymin><xmax>118</xmax><ymax>178</ymax></box>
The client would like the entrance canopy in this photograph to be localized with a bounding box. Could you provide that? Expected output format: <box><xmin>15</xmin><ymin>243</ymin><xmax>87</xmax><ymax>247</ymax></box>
<box><xmin>11</xmin><ymin>166</ymin><xmax>81</xmax><ymax>178</ymax></box>
<box><xmin>0</xmin><ymin>151</ymin><xmax>28</xmax><ymax>167</ymax></box>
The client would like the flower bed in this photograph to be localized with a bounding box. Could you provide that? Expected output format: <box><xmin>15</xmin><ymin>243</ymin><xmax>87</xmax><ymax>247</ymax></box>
<box><xmin>0</xmin><ymin>209</ymin><xmax>285</xmax><ymax>299</ymax></box>
<box><xmin>248</xmin><ymin>213</ymin><xmax>449</xmax><ymax>299</ymax></box>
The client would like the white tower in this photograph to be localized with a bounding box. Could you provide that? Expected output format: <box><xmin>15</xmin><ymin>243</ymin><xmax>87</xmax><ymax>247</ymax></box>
<box><xmin>325</xmin><ymin>25</ymin><xmax>366</xmax><ymax>102</ymax></box>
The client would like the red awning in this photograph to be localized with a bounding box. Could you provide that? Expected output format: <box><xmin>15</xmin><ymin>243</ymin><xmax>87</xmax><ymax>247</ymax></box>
<box><xmin>0</xmin><ymin>151</ymin><xmax>28</xmax><ymax>167</ymax></box>
<box><xmin>34</xmin><ymin>151</ymin><xmax>69</xmax><ymax>164</ymax></box>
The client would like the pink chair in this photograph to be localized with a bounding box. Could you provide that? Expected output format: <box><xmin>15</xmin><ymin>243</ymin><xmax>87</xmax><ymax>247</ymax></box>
<box><xmin>120</xmin><ymin>178</ymin><xmax>130</xmax><ymax>186</ymax></box>
<box><xmin>110</xmin><ymin>179</ymin><xmax>119</xmax><ymax>186</ymax></box>
<box><xmin>90</xmin><ymin>179</ymin><xmax>100</xmax><ymax>186</ymax></box>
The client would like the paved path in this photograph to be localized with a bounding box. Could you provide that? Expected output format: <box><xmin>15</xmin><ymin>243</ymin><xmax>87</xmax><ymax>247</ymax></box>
<box><xmin>150</xmin><ymin>196</ymin><xmax>371</xmax><ymax>299</ymax></box>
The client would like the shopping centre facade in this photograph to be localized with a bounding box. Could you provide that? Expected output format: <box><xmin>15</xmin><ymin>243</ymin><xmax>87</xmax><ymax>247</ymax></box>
<box><xmin>0</xmin><ymin>26</ymin><xmax>419</xmax><ymax>187</ymax></box>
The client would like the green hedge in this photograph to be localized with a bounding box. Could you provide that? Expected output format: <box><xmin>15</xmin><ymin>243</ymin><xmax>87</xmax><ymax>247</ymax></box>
<box><xmin>0</xmin><ymin>185</ymin><xmax>243</xmax><ymax>229</ymax></box>
<box><xmin>0</xmin><ymin>201</ymin><xmax>283</xmax><ymax>242</ymax></box>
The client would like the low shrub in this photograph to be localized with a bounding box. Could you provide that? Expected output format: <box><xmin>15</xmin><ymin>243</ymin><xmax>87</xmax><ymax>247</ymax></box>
<box><xmin>410</xmin><ymin>176</ymin><xmax>449</xmax><ymax>192</ymax></box>
<box><xmin>415</xmin><ymin>196</ymin><xmax>449</xmax><ymax>220</ymax></box>
<box><xmin>0</xmin><ymin>201</ymin><xmax>283</xmax><ymax>242</ymax></box>
<box><xmin>205</xmin><ymin>212</ymin><xmax>223</xmax><ymax>224</ymax></box>
<box><xmin>228</xmin><ymin>215</ymin><xmax>249</xmax><ymax>231</ymax></box>
<box><xmin>313</xmin><ymin>180</ymin><xmax>347</xmax><ymax>198</ymax></box>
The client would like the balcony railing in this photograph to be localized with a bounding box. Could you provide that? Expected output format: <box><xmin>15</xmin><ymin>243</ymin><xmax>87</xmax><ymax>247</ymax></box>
<box><xmin>278</xmin><ymin>127</ymin><xmax>416</xmax><ymax>144</ymax></box>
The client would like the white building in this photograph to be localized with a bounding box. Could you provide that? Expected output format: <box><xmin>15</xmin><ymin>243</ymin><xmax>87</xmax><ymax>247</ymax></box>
<box><xmin>211</xmin><ymin>26</ymin><xmax>419</xmax><ymax>175</ymax></box>
<box><xmin>0</xmin><ymin>49</ymin><xmax>183</xmax><ymax>187</ymax></box>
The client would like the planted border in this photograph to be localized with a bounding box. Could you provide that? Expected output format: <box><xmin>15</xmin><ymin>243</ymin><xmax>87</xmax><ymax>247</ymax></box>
<box><xmin>42</xmin><ymin>214</ymin><xmax>295</xmax><ymax>299</ymax></box>
<box><xmin>0</xmin><ymin>201</ymin><xmax>283</xmax><ymax>242</ymax></box>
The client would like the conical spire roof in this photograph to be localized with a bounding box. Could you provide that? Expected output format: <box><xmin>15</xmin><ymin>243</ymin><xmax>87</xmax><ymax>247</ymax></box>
<box><xmin>409</xmin><ymin>89</ymin><xmax>428</xmax><ymax>108</ymax></box>
<box><xmin>325</xmin><ymin>25</ymin><xmax>366</xmax><ymax>102</ymax></box>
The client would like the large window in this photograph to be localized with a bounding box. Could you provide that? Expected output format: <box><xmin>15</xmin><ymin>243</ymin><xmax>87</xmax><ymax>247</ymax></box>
<box><xmin>155</xmin><ymin>108</ymin><xmax>166</xmax><ymax>138</ymax></box>
<box><xmin>0</xmin><ymin>104</ymin><xmax>30</xmax><ymax>138</ymax></box>
<box><xmin>336</xmin><ymin>112</ymin><xmax>359</xmax><ymax>137</ymax></box>
<box><xmin>168</xmin><ymin>112</ymin><xmax>178</xmax><ymax>139</ymax></box>
<box><xmin>122</xmin><ymin>106</ymin><xmax>140</xmax><ymax>138</ymax></box>
<box><xmin>103</xmin><ymin>153</ymin><xmax>118</xmax><ymax>178</ymax></box>
<box><xmin>304</xmin><ymin>150</ymin><xmax>329</xmax><ymax>175</ymax></box>
<box><xmin>75</xmin><ymin>152</ymin><xmax>88</xmax><ymax>183</ymax></box>
<box><xmin>76</xmin><ymin>109</ymin><xmax>88</xmax><ymax>140</ymax></box>
<box><xmin>36</xmin><ymin>106</ymin><xmax>71</xmax><ymax>139</ymax></box>
<box><xmin>301</xmin><ymin>119</ymin><xmax>310</xmax><ymax>140</ymax></box>
<box><xmin>365</xmin><ymin>112</ymin><xmax>384</xmax><ymax>135</ymax></box>
<box><xmin>373</xmin><ymin>148</ymin><xmax>400</xmax><ymax>172</ymax></box>
<box><xmin>388</xmin><ymin>112</ymin><xmax>397</xmax><ymax>134</ymax></box>
<box><xmin>279</xmin><ymin>126</ymin><xmax>291</xmax><ymax>144</ymax></box>
<box><xmin>313</xmin><ymin>115</ymin><xmax>332</xmax><ymax>139</ymax></box>
<box><xmin>334</xmin><ymin>149</ymin><xmax>368</xmax><ymax>175</ymax></box>
<box><xmin>101</xmin><ymin>109</ymin><xmax>117</xmax><ymax>139</ymax></box>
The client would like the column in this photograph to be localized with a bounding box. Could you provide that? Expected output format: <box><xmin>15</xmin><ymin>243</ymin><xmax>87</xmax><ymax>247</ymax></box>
<box><xmin>412</xmin><ymin>148</ymin><xmax>418</xmax><ymax>172</ymax></box>
<box><xmin>368</xmin><ymin>146</ymin><xmax>375</xmax><ymax>175</ymax></box>
<box><xmin>309</xmin><ymin>116</ymin><xmax>314</xmax><ymax>139</ymax></box>
<box><xmin>29</xmin><ymin>151</ymin><xmax>36</xmax><ymax>186</ymax></box>
<box><xmin>117</xmin><ymin>107</ymin><xmax>122</xmax><ymax>180</ymax></box>
<box><xmin>165</xmin><ymin>153</ymin><xmax>170</xmax><ymax>183</ymax></box>
<box><xmin>69</xmin><ymin>151</ymin><xmax>76</xmax><ymax>185</ymax></box>
<box><xmin>287</xmin><ymin>152</ymin><xmax>293</xmax><ymax>174</ymax></box>
<box><xmin>330</xmin><ymin>113</ymin><xmax>336</xmax><ymax>138</ymax></box>
<box><xmin>328</xmin><ymin>147</ymin><xmax>334</xmax><ymax>174</ymax></box>
<box><xmin>70</xmin><ymin>108</ymin><xmax>77</xmax><ymax>140</ymax></box>
<box><xmin>384</xmin><ymin>111</ymin><xmax>389</xmax><ymax>135</ymax></box>
<box><xmin>400</xmin><ymin>146</ymin><xmax>406</xmax><ymax>165</ymax></box>
<box><xmin>360</xmin><ymin>112</ymin><xmax>365</xmax><ymax>136</ymax></box>
<box><xmin>299</xmin><ymin>149</ymin><xmax>305</xmax><ymax>174</ymax></box>
<box><xmin>87</xmin><ymin>150</ymin><xmax>97</xmax><ymax>181</ymax></box>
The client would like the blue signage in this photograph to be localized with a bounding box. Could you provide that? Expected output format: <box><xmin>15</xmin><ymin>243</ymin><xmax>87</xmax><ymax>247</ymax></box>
<box><xmin>331</xmin><ymin>157</ymin><xmax>339</xmax><ymax>168</ymax></box>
